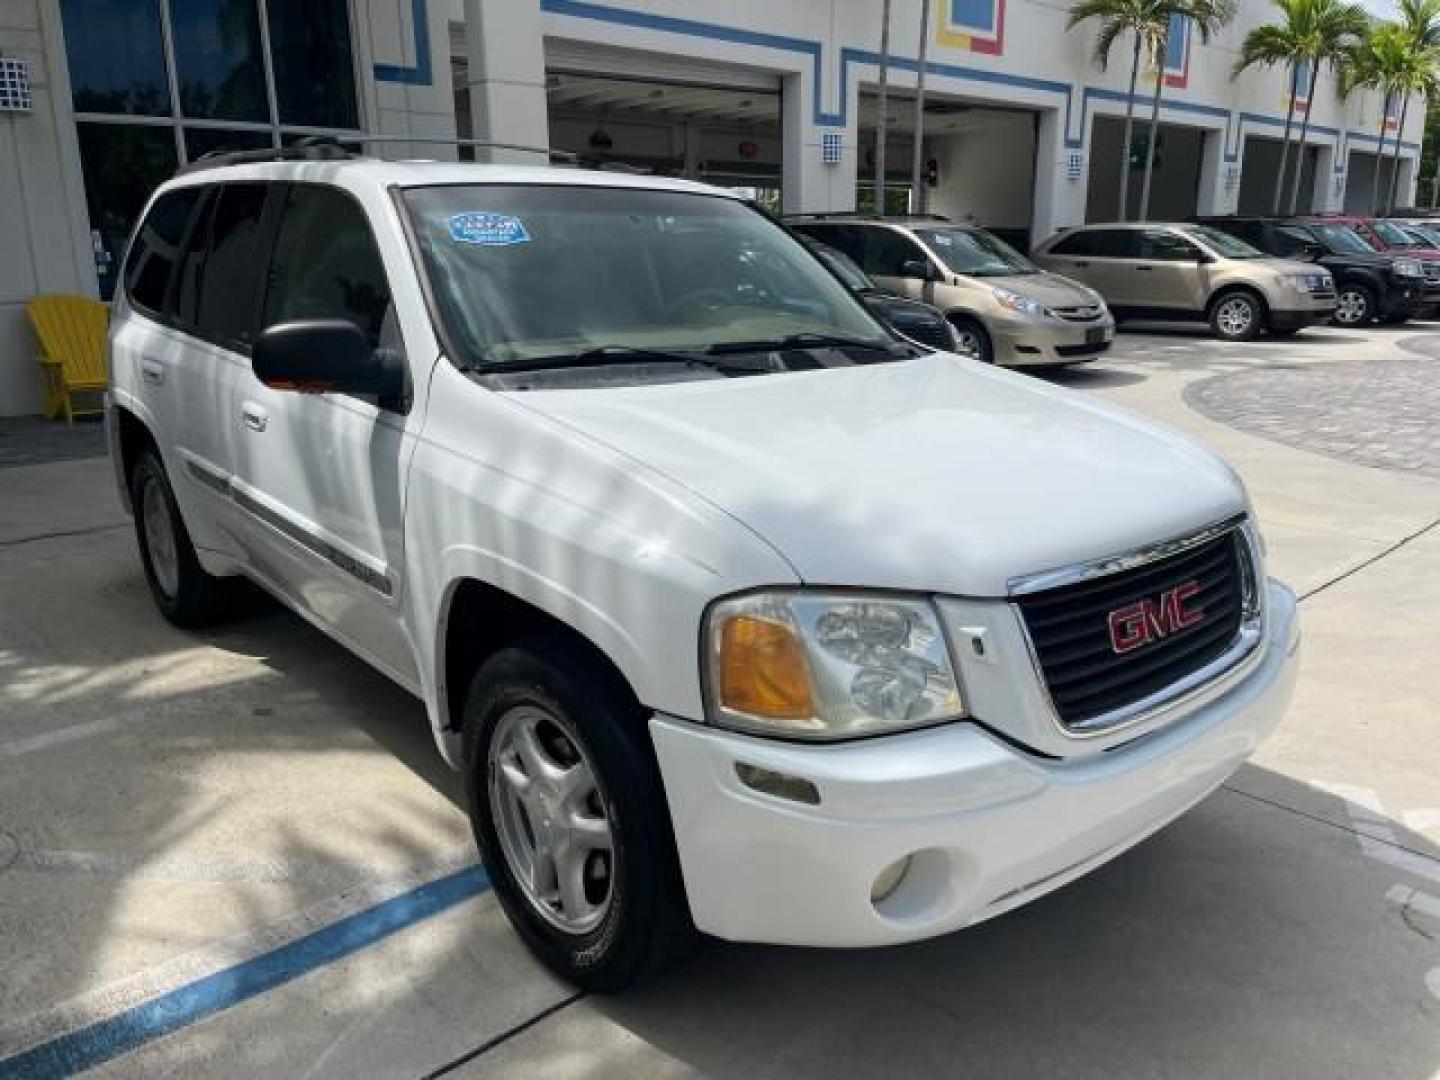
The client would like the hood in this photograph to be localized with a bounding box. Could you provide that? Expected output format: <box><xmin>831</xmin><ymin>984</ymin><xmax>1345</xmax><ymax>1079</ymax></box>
<box><xmin>510</xmin><ymin>355</ymin><xmax>1246</xmax><ymax>597</ymax></box>
<box><xmin>1257</xmin><ymin>256</ymin><xmax>1329</xmax><ymax>276</ymax></box>
<box><xmin>1318</xmin><ymin>251</ymin><xmax>1399</xmax><ymax>271</ymax></box>
<box><xmin>975</xmin><ymin>271</ymin><xmax>1101</xmax><ymax>307</ymax></box>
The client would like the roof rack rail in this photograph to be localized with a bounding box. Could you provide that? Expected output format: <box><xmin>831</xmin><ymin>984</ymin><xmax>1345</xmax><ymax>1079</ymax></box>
<box><xmin>175</xmin><ymin>133</ymin><xmax>653</xmax><ymax>176</ymax></box>
<box><xmin>780</xmin><ymin>211</ymin><xmax>952</xmax><ymax>222</ymax></box>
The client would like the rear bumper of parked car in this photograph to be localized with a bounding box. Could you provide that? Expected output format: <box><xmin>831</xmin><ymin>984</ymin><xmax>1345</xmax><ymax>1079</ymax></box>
<box><xmin>991</xmin><ymin>313</ymin><xmax>1116</xmax><ymax>366</ymax></box>
<box><xmin>651</xmin><ymin>578</ymin><xmax>1299</xmax><ymax>948</ymax></box>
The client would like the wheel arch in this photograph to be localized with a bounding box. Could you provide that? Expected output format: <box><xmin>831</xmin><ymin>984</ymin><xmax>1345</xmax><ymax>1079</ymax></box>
<box><xmin>430</xmin><ymin>569</ymin><xmax>650</xmax><ymax>767</ymax></box>
<box><xmin>1206</xmin><ymin>282</ymin><xmax>1269</xmax><ymax>318</ymax></box>
<box><xmin>112</xmin><ymin>401</ymin><xmax>161</xmax><ymax>514</ymax></box>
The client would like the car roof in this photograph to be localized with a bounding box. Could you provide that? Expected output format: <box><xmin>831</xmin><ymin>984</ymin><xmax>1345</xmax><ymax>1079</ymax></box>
<box><xmin>153</xmin><ymin>158</ymin><xmax>744</xmax><ymax>201</ymax></box>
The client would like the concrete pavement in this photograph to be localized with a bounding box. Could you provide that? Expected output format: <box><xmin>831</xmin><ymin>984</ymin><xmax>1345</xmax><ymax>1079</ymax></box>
<box><xmin>0</xmin><ymin>325</ymin><xmax>1437</xmax><ymax>1078</ymax></box>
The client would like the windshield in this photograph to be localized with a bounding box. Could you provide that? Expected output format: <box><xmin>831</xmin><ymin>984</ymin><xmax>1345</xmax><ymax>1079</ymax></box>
<box><xmin>1400</xmin><ymin>224</ymin><xmax>1440</xmax><ymax>248</ymax></box>
<box><xmin>1371</xmin><ymin>219</ymin><xmax>1417</xmax><ymax>246</ymax></box>
<box><xmin>810</xmin><ymin>243</ymin><xmax>874</xmax><ymax>291</ymax></box>
<box><xmin>1184</xmin><ymin>225</ymin><xmax>1263</xmax><ymax>259</ymax></box>
<box><xmin>1306</xmin><ymin>222</ymin><xmax>1376</xmax><ymax>254</ymax></box>
<box><xmin>403</xmin><ymin>185</ymin><xmax>891</xmax><ymax>367</ymax></box>
<box><xmin>912</xmin><ymin>227</ymin><xmax>1037</xmax><ymax>276</ymax></box>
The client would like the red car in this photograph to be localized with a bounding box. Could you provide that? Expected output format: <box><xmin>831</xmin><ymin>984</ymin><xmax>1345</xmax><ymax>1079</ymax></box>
<box><xmin>1296</xmin><ymin>215</ymin><xmax>1440</xmax><ymax>309</ymax></box>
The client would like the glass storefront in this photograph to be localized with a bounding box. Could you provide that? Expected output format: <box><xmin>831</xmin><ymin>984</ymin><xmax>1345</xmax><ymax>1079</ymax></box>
<box><xmin>60</xmin><ymin>0</ymin><xmax>362</xmax><ymax>297</ymax></box>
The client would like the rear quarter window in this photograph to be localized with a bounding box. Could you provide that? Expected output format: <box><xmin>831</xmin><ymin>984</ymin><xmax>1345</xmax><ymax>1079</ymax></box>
<box><xmin>123</xmin><ymin>186</ymin><xmax>205</xmax><ymax>318</ymax></box>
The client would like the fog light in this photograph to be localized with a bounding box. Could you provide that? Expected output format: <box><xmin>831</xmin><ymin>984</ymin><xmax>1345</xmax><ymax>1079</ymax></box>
<box><xmin>870</xmin><ymin>854</ymin><xmax>913</xmax><ymax>903</ymax></box>
<box><xmin>734</xmin><ymin>762</ymin><xmax>820</xmax><ymax>805</ymax></box>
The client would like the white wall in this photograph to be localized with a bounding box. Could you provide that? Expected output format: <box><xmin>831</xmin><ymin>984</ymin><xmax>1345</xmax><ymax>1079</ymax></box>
<box><xmin>927</xmin><ymin>114</ymin><xmax>1035</xmax><ymax>231</ymax></box>
<box><xmin>0</xmin><ymin>0</ymin><xmax>98</xmax><ymax>417</ymax></box>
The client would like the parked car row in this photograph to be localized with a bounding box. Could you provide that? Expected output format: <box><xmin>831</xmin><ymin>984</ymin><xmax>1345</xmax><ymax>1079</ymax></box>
<box><xmin>779</xmin><ymin>209</ymin><xmax>1440</xmax><ymax>366</ymax></box>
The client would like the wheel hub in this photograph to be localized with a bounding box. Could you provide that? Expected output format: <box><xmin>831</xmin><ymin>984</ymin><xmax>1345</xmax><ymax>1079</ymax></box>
<box><xmin>488</xmin><ymin>705</ymin><xmax>614</xmax><ymax>935</ymax></box>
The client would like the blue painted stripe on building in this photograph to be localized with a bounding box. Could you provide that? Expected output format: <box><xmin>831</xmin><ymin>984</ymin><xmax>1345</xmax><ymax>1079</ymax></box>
<box><xmin>537</xmin><ymin>1</ymin><xmax>1421</xmax><ymax>164</ymax></box>
<box><xmin>0</xmin><ymin>866</ymin><xmax>490</xmax><ymax>1079</ymax></box>
<box><xmin>375</xmin><ymin>0</ymin><xmax>433</xmax><ymax>85</ymax></box>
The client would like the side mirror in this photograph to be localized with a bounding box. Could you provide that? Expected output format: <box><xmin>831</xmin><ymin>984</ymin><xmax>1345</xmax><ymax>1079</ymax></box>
<box><xmin>1302</xmin><ymin>242</ymin><xmax>1325</xmax><ymax>260</ymax></box>
<box><xmin>899</xmin><ymin>258</ymin><xmax>940</xmax><ymax>281</ymax></box>
<box><xmin>253</xmin><ymin>319</ymin><xmax>404</xmax><ymax>405</ymax></box>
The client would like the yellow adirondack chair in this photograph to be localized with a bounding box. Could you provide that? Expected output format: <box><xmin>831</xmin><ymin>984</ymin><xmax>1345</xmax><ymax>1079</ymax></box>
<box><xmin>27</xmin><ymin>295</ymin><xmax>109</xmax><ymax>426</ymax></box>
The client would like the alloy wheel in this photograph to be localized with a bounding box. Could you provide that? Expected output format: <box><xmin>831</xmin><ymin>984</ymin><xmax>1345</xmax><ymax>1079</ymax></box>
<box><xmin>1214</xmin><ymin>296</ymin><xmax>1255</xmax><ymax>338</ymax></box>
<box><xmin>141</xmin><ymin>476</ymin><xmax>180</xmax><ymax>599</ymax></box>
<box><xmin>487</xmin><ymin>704</ymin><xmax>615</xmax><ymax>934</ymax></box>
<box><xmin>1334</xmin><ymin>289</ymin><xmax>1369</xmax><ymax>325</ymax></box>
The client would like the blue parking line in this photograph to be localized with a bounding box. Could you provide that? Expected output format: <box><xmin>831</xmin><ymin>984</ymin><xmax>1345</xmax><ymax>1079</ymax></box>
<box><xmin>0</xmin><ymin>866</ymin><xmax>491</xmax><ymax>1079</ymax></box>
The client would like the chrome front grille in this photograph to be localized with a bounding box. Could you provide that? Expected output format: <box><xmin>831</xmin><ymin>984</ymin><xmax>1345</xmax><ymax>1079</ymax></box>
<box><xmin>1052</xmin><ymin>305</ymin><xmax>1106</xmax><ymax>322</ymax></box>
<box><xmin>1014</xmin><ymin>523</ymin><xmax>1255</xmax><ymax>732</ymax></box>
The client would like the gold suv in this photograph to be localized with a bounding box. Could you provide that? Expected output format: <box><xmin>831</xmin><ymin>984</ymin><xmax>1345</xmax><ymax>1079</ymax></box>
<box><xmin>1032</xmin><ymin>223</ymin><xmax>1336</xmax><ymax>340</ymax></box>
<box><xmin>791</xmin><ymin>216</ymin><xmax>1115</xmax><ymax>366</ymax></box>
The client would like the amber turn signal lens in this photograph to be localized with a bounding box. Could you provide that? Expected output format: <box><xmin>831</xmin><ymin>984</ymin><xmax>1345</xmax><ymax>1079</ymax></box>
<box><xmin>717</xmin><ymin>615</ymin><xmax>815</xmax><ymax>720</ymax></box>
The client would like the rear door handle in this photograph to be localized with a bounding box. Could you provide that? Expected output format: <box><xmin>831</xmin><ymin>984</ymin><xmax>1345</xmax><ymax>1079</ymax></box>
<box><xmin>1072</xmin><ymin>260</ymin><xmax>1090</xmax><ymax>268</ymax></box>
<box><xmin>1135</xmin><ymin>265</ymin><xmax>1154</xmax><ymax>271</ymax></box>
<box><xmin>241</xmin><ymin>403</ymin><xmax>269</xmax><ymax>432</ymax></box>
<box><xmin>140</xmin><ymin>360</ymin><xmax>165</xmax><ymax>385</ymax></box>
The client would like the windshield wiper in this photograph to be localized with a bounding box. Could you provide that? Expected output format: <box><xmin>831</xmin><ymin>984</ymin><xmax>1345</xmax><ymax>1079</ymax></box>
<box><xmin>704</xmin><ymin>332</ymin><xmax>906</xmax><ymax>357</ymax></box>
<box><xmin>478</xmin><ymin>345</ymin><xmax>774</xmax><ymax>374</ymax></box>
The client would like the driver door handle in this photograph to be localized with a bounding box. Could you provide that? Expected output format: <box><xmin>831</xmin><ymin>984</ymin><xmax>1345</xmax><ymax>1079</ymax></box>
<box><xmin>241</xmin><ymin>402</ymin><xmax>269</xmax><ymax>432</ymax></box>
<box><xmin>1135</xmin><ymin>264</ymin><xmax>1154</xmax><ymax>271</ymax></box>
<box><xmin>140</xmin><ymin>360</ymin><xmax>165</xmax><ymax>385</ymax></box>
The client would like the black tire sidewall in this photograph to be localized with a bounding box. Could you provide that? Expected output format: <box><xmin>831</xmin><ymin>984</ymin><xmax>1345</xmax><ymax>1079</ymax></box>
<box><xmin>948</xmin><ymin>315</ymin><xmax>994</xmax><ymax>363</ymax></box>
<box><xmin>1334</xmin><ymin>285</ymin><xmax>1374</xmax><ymax>326</ymax></box>
<box><xmin>130</xmin><ymin>450</ymin><xmax>213</xmax><ymax>627</ymax></box>
<box><xmin>462</xmin><ymin>639</ymin><xmax>690</xmax><ymax>991</ymax></box>
<box><xmin>1209</xmin><ymin>291</ymin><xmax>1263</xmax><ymax>341</ymax></box>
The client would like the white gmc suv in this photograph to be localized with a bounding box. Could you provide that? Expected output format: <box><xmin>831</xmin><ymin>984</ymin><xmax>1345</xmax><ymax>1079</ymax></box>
<box><xmin>106</xmin><ymin>154</ymin><xmax>1300</xmax><ymax>990</ymax></box>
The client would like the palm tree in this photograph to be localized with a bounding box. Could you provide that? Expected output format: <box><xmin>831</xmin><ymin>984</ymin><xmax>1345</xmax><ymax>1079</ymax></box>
<box><xmin>1137</xmin><ymin>0</ymin><xmax>1237</xmax><ymax>219</ymax></box>
<box><xmin>1234</xmin><ymin>0</ymin><xmax>1310</xmax><ymax>214</ymax></box>
<box><xmin>1288</xmin><ymin>0</ymin><xmax>1369</xmax><ymax>212</ymax></box>
<box><xmin>1068</xmin><ymin>0</ymin><xmax>1175</xmax><ymax>220</ymax></box>
<box><xmin>1347</xmin><ymin>24</ymin><xmax>1428</xmax><ymax>213</ymax></box>
<box><xmin>1388</xmin><ymin>0</ymin><xmax>1440</xmax><ymax>209</ymax></box>
<box><xmin>1236</xmin><ymin>0</ymin><xmax>1367</xmax><ymax>214</ymax></box>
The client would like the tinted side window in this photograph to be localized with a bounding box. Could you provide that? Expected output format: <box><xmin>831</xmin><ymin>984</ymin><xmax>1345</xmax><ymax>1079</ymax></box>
<box><xmin>123</xmin><ymin>187</ymin><xmax>204</xmax><ymax>316</ymax></box>
<box><xmin>860</xmin><ymin>227</ymin><xmax>926</xmax><ymax>276</ymax></box>
<box><xmin>263</xmin><ymin>185</ymin><xmax>392</xmax><ymax>347</ymax></box>
<box><xmin>799</xmin><ymin>223</ymin><xmax>865</xmax><ymax>264</ymax></box>
<box><xmin>1090</xmin><ymin>230</ymin><xmax>1143</xmax><ymax>258</ymax></box>
<box><xmin>1049</xmin><ymin>230</ymin><xmax>1098</xmax><ymax>256</ymax></box>
<box><xmin>195</xmin><ymin>183</ymin><xmax>271</xmax><ymax>347</ymax></box>
<box><xmin>1139</xmin><ymin>230</ymin><xmax>1200</xmax><ymax>261</ymax></box>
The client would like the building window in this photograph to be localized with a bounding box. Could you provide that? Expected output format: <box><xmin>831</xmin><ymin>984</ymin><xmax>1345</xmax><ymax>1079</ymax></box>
<box><xmin>59</xmin><ymin>0</ymin><xmax>364</xmax><ymax>297</ymax></box>
<box><xmin>171</xmin><ymin>0</ymin><xmax>268</xmax><ymax>122</ymax></box>
<box><xmin>60</xmin><ymin>0</ymin><xmax>169</xmax><ymax>115</ymax></box>
<box><xmin>266</xmin><ymin>0</ymin><xmax>358</xmax><ymax>129</ymax></box>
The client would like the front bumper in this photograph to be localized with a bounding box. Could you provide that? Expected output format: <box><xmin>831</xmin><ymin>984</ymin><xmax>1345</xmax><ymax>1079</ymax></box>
<box><xmin>651</xmin><ymin>578</ymin><xmax>1299</xmax><ymax>948</ymax></box>
<box><xmin>1379</xmin><ymin>280</ymin><xmax>1427</xmax><ymax>319</ymax></box>
<box><xmin>990</xmin><ymin>314</ymin><xmax>1115</xmax><ymax>366</ymax></box>
<box><xmin>1268</xmin><ymin>301</ymin><xmax>1335</xmax><ymax>331</ymax></box>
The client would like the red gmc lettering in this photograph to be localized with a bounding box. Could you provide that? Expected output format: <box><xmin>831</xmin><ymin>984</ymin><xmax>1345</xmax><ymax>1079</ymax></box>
<box><xmin>1108</xmin><ymin>581</ymin><xmax>1205</xmax><ymax>654</ymax></box>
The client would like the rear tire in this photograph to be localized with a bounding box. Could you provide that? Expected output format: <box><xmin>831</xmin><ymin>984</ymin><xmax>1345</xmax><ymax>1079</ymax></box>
<box><xmin>129</xmin><ymin>450</ymin><xmax>240</xmax><ymax>628</ymax></box>
<box><xmin>1208</xmin><ymin>290</ymin><xmax>1264</xmax><ymax>341</ymax></box>
<box><xmin>947</xmin><ymin>315</ymin><xmax>994</xmax><ymax>363</ymax></box>
<box><xmin>463</xmin><ymin>635</ymin><xmax>696</xmax><ymax>991</ymax></box>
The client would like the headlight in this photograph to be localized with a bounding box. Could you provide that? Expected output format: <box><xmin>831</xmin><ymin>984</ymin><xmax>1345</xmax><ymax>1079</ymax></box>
<box><xmin>1284</xmin><ymin>273</ymin><xmax>1330</xmax><ymax>293</ymax></box>
<box><xmin>704</xmin><ymin>590</ymin><xmax>964</xmax><ymax>740</ymax></box>
<box><xmin>1394</xmin><ymin>257</ymin><xmax>1424</xmax><ymax>278</ymax></box>
<box><xmin>991</xmin><ymin>286</ymin><xmax>1050</xmax><ymax>318</ymax></box>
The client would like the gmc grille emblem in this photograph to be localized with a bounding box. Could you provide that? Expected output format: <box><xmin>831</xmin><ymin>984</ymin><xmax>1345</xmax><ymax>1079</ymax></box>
<box><xmin>1107</xmin><ymin>580</ymin><xmax>1205</xmax><ymax>654</ymax></box>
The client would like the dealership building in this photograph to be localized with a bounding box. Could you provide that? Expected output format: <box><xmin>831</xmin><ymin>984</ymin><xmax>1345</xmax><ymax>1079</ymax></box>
<box><xmin>0</xmin><ymin>0</ymin><xmax>1423</xmax><ymax>414</ymax></box>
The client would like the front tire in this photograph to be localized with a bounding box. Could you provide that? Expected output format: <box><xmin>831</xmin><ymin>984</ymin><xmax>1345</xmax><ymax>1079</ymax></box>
<box><xmin>1332</xmin><ymin>284</ymin><xmax>1374</xmax><ymax>327</ymax></box>
<box><xmin>948</xmin><ymin>315</ymin><xmax>994</xmax><ymax>363</ymax></box>
<box><xmin>463</xmin><ymin>636</ymin><xmax>695</xmax><ymax>991</ymax></box>
<box><xmin>129</xmin><ymin>449</ymin><xmax>238</xmax><ymax>627</ymax></box>
<box><xmin>1208</xmin><ymin>290</ymin><xmax>1264</xmax><ymax>341</ymax></box>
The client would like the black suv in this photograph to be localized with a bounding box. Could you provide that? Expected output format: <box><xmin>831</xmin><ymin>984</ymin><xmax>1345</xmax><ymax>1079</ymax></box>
<box><xmin>1192</xmin><ymin>215</ymin><xmax>1427</xmax><ymax>326</ymax></box>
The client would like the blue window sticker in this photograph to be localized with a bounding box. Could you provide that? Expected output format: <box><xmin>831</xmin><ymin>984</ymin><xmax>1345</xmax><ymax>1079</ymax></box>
<box><xmin>448</xmin><ymin>212</ymin><xmax>531</xmax><ymax>246</ymax></box>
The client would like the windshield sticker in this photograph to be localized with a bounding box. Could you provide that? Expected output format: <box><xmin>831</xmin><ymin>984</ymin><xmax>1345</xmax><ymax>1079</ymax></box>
<box><xmin>931</xmin><ymin>233</ymin><xmax>953</xmax><ymax>245</ymax></box>
<box><xmin>448</xmin><ymin>212</ymin><xmax>531</xmax><ymax>246</ymax></box>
